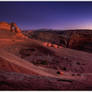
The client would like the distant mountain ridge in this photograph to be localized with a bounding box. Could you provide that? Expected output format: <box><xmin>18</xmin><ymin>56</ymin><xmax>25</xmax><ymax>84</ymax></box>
<box><xmin>23</xmin><ymin>29</ymin><xmax>92</xmax><ymax>53</ymax></box>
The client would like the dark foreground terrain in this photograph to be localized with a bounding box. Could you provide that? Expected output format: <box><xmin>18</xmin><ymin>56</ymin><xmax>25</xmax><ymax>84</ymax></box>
<box><xmin>0</xmin><ymin>71</ymin><xmax>92</xmax><ymax>90</ymax></box>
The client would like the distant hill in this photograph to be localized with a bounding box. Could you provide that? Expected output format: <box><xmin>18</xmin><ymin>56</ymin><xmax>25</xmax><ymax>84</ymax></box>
<box><xmin>23</xmin><ymin>29</ymin><xmax>92</xmax><ymax>53</ymax></box>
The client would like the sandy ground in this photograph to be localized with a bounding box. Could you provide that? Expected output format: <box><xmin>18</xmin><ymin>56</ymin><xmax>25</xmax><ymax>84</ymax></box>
<box><xmin>0</xmin><ymin>37</ymin><xmax>92</xmax><ymax>90</ymax></box>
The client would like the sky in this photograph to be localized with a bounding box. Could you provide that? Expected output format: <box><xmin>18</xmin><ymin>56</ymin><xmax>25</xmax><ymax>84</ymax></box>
<box><xmin>0</xmin><ymin>2</ymin><xmax>92</xmax><ymax>30</ymax></box>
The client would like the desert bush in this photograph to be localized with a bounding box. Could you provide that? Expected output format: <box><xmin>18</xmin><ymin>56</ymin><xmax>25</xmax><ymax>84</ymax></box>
<box><xmin>76</xmin><ymin>62</ymin><xmax>80</xmax><ymax>65</ymax></box>
<box><xmin>33</xmin><ymin>59</ymin><xmax>48</xmax><ymax>65</ymax></box>
<box><xmin>62</xmin><ymin>67</ymin><xmax>67</xmax><ymax>71</ymax></box>
<box><xmin>39</xmin><ymin>60</ymin><xmax>48</xmax><ymax>65</ymax></box>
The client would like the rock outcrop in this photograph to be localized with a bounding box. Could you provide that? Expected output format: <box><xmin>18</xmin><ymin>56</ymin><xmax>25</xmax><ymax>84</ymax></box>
<box><xmin>43</xmin><ymin>42</ymin><xmax>63</xmax><ymax>48</ymax></box>
<box><xmin>0</xmin><ymin>22</ymin><xmax>21</xmax><ymax>33</ymax></box>
<box><xmin>0</xmin><ymin>22</ymin><xmax>27</xmax><ymax>39</ymax></box>
<box><xmin>68</xmin><ymin>32</ymin><xmax>92</xmax><ymax>51</ymax></box>
<box><xmin>0</xmin><ymin>22</ymin><xmax>11</xmax><ymax>31</ymax></box>
<box><xmin>10</xmin><ymin>22</ymin><xmax>21</xmax><ymax>33</ymax></box>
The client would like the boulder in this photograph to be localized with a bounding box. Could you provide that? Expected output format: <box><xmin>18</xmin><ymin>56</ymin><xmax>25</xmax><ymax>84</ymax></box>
<box><xmin>47</xmin><ymin>43</ymin><xmax>52</xmax><ymax>47</ymax></box>
<box><xmin>43</xmin><ymin>42</ymin><xmax>48</xmax><ymax>46</ymax></box>
<box><xmin>53</xmin><ymin>44</ymin><xmax>58</xmax><ymax>48</ymax></box>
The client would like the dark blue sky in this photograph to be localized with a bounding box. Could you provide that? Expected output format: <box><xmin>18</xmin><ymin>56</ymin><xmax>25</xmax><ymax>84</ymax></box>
<box><xmin>0</xmin><ymin>2</ymin><xmax>92</xmax><ymax>30</ymax></box>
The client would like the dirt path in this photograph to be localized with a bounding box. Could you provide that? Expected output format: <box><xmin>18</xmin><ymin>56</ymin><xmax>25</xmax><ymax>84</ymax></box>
<box><xmin>0</xmin><ymin>49</ymin><xmax>86</xmax><ymax>81</ymax></box>
<box><xmin>0</xmin><ymin>38</ymin><xmax>88</xmax><ymax>81</ymax></box>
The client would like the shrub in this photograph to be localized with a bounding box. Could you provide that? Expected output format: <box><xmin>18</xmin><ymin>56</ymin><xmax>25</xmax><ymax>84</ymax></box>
<box><xmin>62</xmin><ymin>67</ymin><xmax>67</xmax><ymax>71</ymax></box>
<box><xmin>76</xmin><ymin>62</ymin><xmax>80</xmax><ymax>65</ymax></box>
<box><xmin>40</xmin><ymin>60</ymin><xmax>48</xmax><ymax>65</ymax></box>
<box><xmin>33</xmin><ymin>60</ymin><xmax>48</xmax><ymax>65</ymax></box>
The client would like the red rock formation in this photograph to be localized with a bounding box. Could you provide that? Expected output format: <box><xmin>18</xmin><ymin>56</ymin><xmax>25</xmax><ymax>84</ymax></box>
<box><xmin>0</xmin><ymin>22</ymin><xmax>11</xmax><ymax>31</ymax></box>
<box><xmin>43</xmin><ymin>42</ymin><xmax>63</xmax><ymax>49</ymax></box>
<box><xmin>43</xmin><ymin>42</ymin><xmax>48</xmax><ymax>46</ymax></box>
<box><xmin>47</xmin><ymin>43</ymin><xmax>52</xmax><ymax>47</ymax></box>
<box><xmin>59</xmin><ymin>46</ymin><xmax>63</xmax><ymax>48</ymax></box>
<box><xmin>0</xmin><ymin>22</ymin><xmax>27</xmax><ymax>39</ymax></box>
<box><xmin>68</xmin><ymin>33</ymin><xmax>92</xmax><ymax>50</ymax></box>
<box><xmin>53</xmin><ymin>44</ymin><xmax>58</xmax><ymax>48</ymax></box>
<box><xmin>0</xmin><ymin>22</ymin><xmax>21</xmax><ymax>33</ymax></box>
<box><xmin>10</xmin><ymin>22</ymin><xmax>21</xmax><ymax>33</ymax></box>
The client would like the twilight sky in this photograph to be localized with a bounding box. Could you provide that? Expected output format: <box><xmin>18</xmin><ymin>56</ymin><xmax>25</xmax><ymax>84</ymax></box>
<box><xmin>0</xmin><ymin>2</ymin><xmax>92</xmax><ymax>30</ymax></box>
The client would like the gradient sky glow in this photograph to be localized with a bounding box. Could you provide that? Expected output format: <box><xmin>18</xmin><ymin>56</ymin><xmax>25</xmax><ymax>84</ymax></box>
<box><xmin>0</xmin><ymin>2</ymin><xmax>92</xmax><ymax>30</ymax></box>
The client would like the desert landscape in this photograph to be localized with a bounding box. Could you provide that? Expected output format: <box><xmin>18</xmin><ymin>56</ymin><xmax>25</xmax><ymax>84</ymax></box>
<box><xmin>0</xmin><ymin>2</ymin><xmax>92</xmax><ymax>90</ymax></box>
<box><xmin>0</xmin><ymin>22</ymin><xmax>92</xmax><ymax>90</ymax></box>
